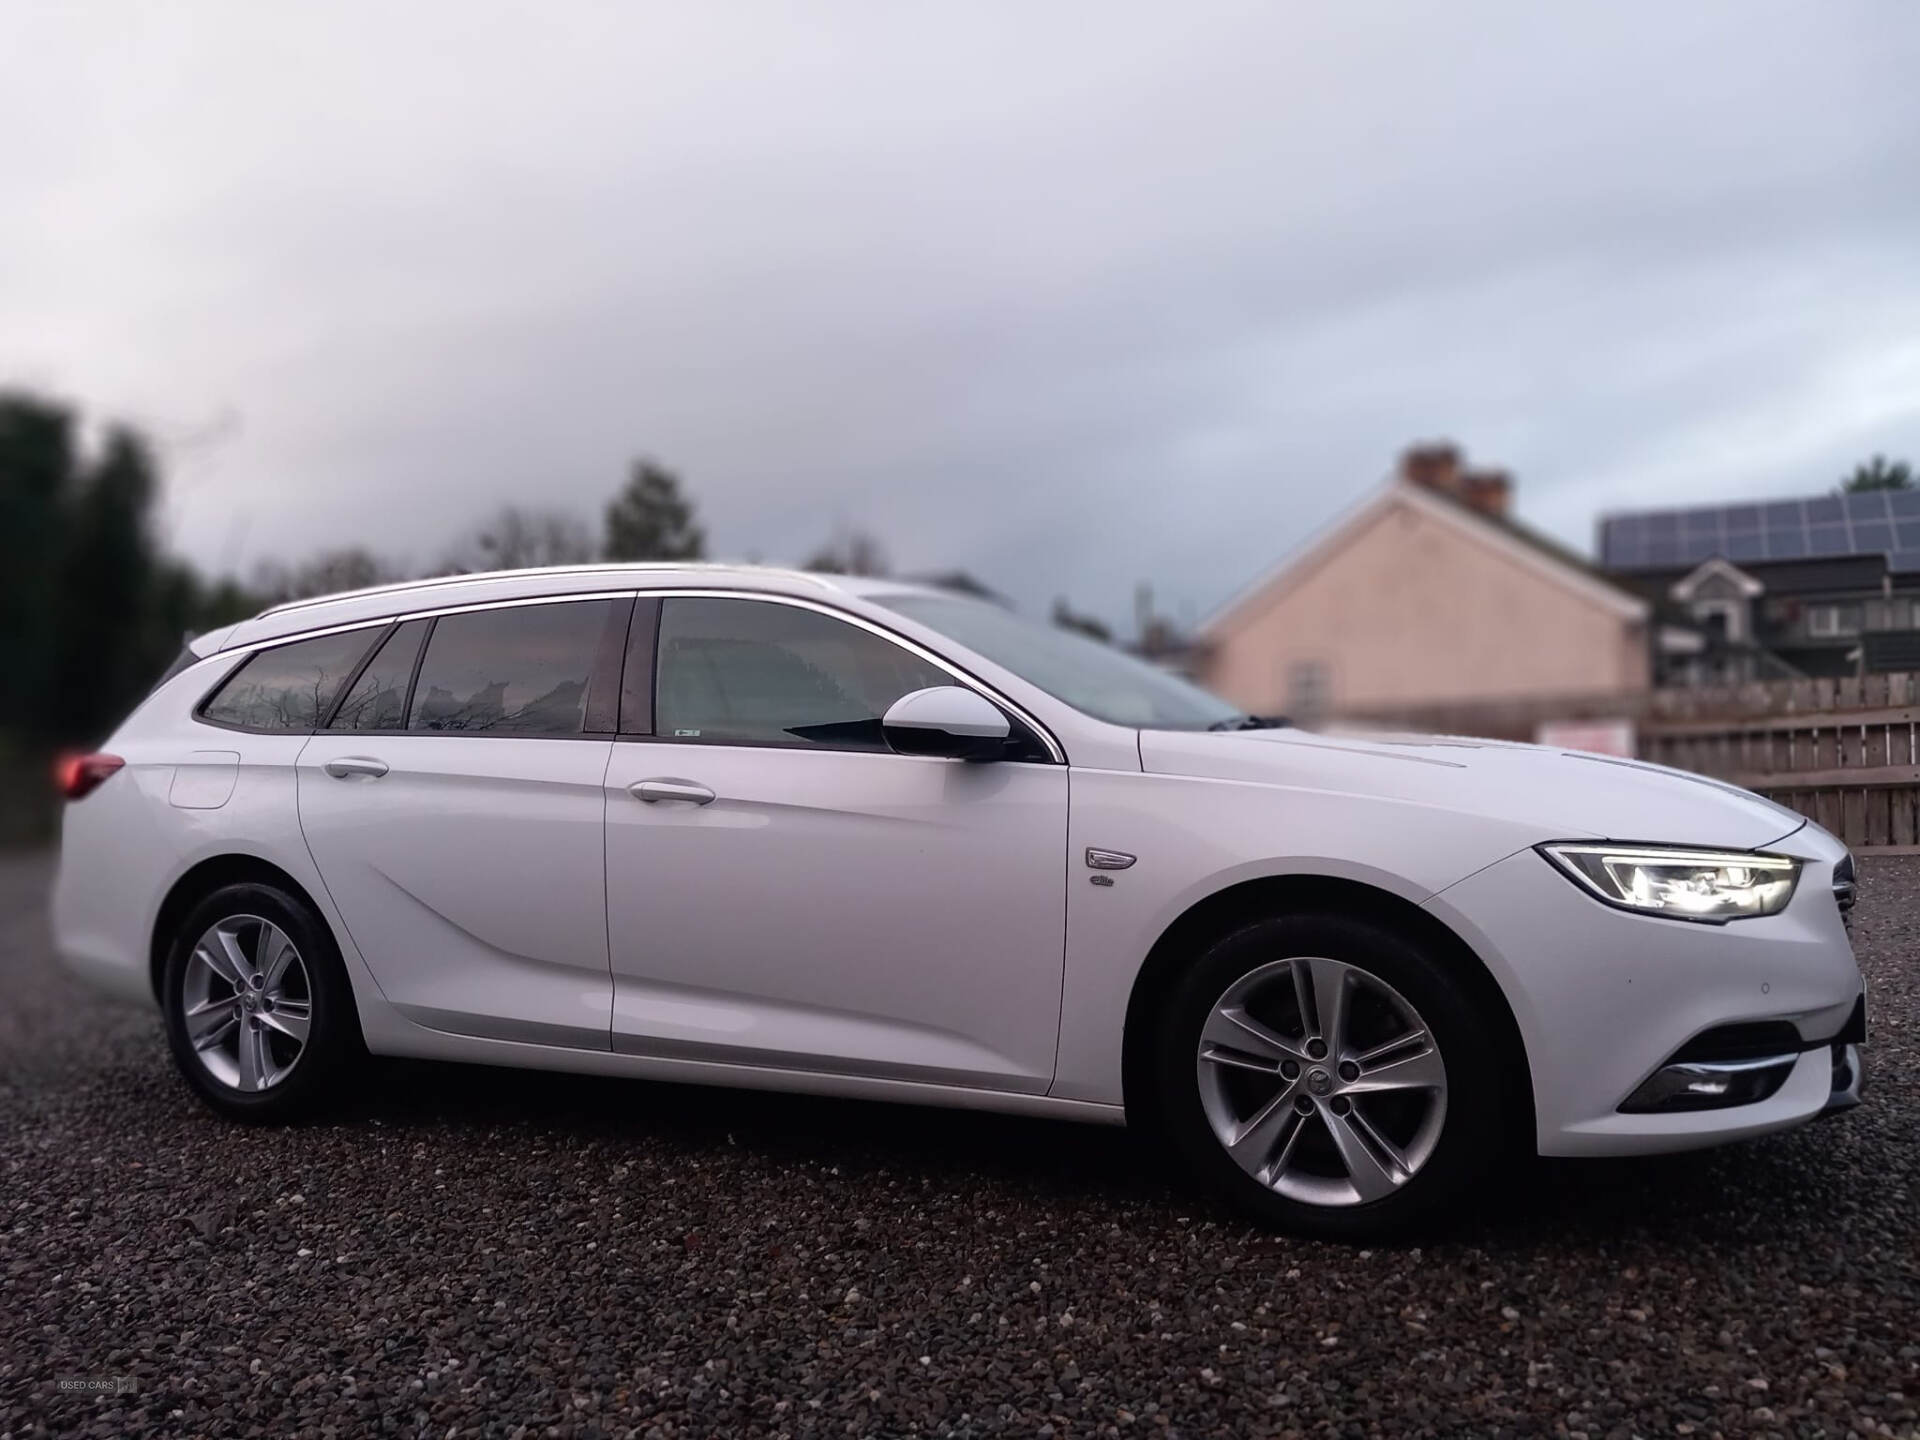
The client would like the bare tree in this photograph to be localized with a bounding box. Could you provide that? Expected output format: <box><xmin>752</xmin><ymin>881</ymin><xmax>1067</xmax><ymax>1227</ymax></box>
<box><xmin>253</xmin><ymin>548</ymin><xmax>400</xmax><ymax>604</ymax></box>
<box><xmin>443</xmin><ymin>506</ymin><xmax>595</xmax><ymax>574</ymax></box>
<box><xmin>803</xmin><ymin>527</ymin><xmax>889</xmax><ymax>577</ymax></box>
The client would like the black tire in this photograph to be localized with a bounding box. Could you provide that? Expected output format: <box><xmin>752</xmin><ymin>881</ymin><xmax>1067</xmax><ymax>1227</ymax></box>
<box><xmin>1153</xmin><ymin>912</ymin><xmax>1510</xmax><ymax>1241</ymax></box>
<box><xmin>161</xmin><ymin>882</ymin><xmax>360</xmax><ymax>1122</ymax></box>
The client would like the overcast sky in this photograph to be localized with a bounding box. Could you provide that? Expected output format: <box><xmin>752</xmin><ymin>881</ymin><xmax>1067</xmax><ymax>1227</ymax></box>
<box><xmin>4</xmin><ymin>3</ymin><xmax>1918</xmax><ymax>630</ymax></box>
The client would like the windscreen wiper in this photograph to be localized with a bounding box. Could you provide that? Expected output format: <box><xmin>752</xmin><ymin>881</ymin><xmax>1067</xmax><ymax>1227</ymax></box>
<box><xmin>1207</xmin><ymin>713</ymin><xmax>1292</xmax><ymax>731</ymax></box>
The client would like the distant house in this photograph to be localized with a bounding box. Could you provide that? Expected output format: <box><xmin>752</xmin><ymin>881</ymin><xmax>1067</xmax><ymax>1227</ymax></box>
<box><xmin>1597</xmin><ymin>491</ymin><xmax>1920</xmax><ymax>682</ymax></box>
<box><xmin>1199</xmin><ymin>446</ymin><xmax>1651</xmax><ymax>721</ymax></box>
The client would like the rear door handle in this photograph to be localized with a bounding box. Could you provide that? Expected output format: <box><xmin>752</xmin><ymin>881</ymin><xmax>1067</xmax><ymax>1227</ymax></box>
<box><xmin>323</xmin><ymin>757</ymin><xmax>390</xmax><ymax>780</ymax></box>
<box><xmin>629</xmin><ymin>778</ymin><xmax>715</xmax><ymax>806</ymax></box>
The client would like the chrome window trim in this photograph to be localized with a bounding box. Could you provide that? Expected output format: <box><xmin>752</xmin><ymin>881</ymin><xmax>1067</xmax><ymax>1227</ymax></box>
<box><xmin>198</xmin><ymin>596</ymin><xmax>627</xmax><ymax>738</ymax></box>
<box><xmin>253</xmin><ymin>564</ymin><xmax>837</xmax><ymax>622</ymax></box>
<box><xmin>200</xmin><ymin>587</ymin><xmax>1067</xmax><ymax>762</ymax></box>
<box><xmin>218</xmin><ymin>591</ymin><xmax>640</xmax><ymax>659</ymax></box>
<box><xmin>216</xmin><ymin>614</ymin><xmax>399</xmax><ymax>654</ymax></box>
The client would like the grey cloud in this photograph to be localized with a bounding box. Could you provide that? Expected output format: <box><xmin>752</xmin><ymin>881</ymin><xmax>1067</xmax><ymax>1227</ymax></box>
<box><xmin>3</xmin><ymin>1</ymin><xmax>1917</xmax><ymax>629</ymax></box>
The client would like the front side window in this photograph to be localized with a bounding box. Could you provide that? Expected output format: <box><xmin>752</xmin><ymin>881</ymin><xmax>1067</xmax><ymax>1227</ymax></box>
<box><xmin>200</xmin><ymin>628</ymin><xmax>378</xmax><ymax>732</ymax></box>
<box><xmin>654</xmin><ymin>597</ymin><xmax>951</xmax><ymax>750</ymax></box>
<box><xmin>876</xmin><ymin>592</ymin><xmax>1244</xmax><ymax>730</ymax></box>
<box><xmin>408</xmin><ymin>600</ymin><xmax>613</xmax><ymax>735</ymax></box>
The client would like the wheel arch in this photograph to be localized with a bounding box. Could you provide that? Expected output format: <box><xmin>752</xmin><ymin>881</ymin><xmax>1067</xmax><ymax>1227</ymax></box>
<box><xmin>1119</xmin><ymin>872</ymin><xmax>1536</xmax><ymax>1147</ymax></box>
<box><xmin>149</xmin><ymin>854</ymin><xmax>333</xmax><ymax>1003</ymax></box>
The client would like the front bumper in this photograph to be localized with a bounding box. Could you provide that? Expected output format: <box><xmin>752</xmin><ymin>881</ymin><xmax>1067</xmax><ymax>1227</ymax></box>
<box><xmin>1424</xmin><ymin>825</ymin><xmax>1865</xmax><ymax>1157</ymax></box>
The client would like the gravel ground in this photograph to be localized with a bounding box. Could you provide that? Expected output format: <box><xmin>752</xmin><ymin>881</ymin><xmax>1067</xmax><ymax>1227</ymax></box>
<box><xmin>1</xmin><ymin>851</ymin><xmax>1915</xmax><ymax>1439</ymax></box>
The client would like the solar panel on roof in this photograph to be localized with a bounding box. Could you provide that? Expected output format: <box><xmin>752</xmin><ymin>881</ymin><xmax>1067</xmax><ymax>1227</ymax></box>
<box><xmin>1600</xmin><ymin>488</ymin><xmax>1920</xmax><ymax>572</ymax></box>
<box><xmin>1808</xmin><ymin>523</ymin><xmax>1850</xmax><ymax>555</ymax></box>
<box><xmin>1893</xmin><ymin>549</ymin><xmax>1920</xmax><ymax>575</ymax></box>
<box><xmin>1844</xmin><ymin>491</ymin><xmax>1893</xmax><ymax>521</ymax></box>
<box><xmin>1769</xmin><ymin>529</ymin><xmax>1809</xmax><ymax>559</ymax></box>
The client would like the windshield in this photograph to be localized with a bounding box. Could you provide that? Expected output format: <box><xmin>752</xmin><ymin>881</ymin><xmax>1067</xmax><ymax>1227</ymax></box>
<box><xmin>878</xmin><ymin>593</ymin><xmax>1245</xmax><ymax>730</ymax></box>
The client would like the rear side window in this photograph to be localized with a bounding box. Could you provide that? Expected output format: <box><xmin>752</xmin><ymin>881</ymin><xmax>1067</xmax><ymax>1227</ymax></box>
<box><xmin>328</xmin><ymin>619</ymin><xmax>429</xmax><ymax>732</ymax></box>
<box><xmin>407</xmin><ymin>600</ymin><xmax>613</xmax><ymax>735</ymax></box>
<box><xmin>654</xmin><ymin>597</ymin><xmax>950</xmax><ymax>751</ymax></box>
<box><xmin>199</xmin><ymin>629</ymin><xmax>378</xmax><ymax>732</ymax></box>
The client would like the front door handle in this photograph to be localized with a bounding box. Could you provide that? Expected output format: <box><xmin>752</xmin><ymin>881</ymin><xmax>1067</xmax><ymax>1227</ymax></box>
<box><xmin>629</xmin><ymin>778</ymin><xmax>716</xmax><ymax>806</ymax></box>
<box><xmin>323</xmin><ymin>757</ymin><xmax>389</xmax><ymax>780</ymax></box>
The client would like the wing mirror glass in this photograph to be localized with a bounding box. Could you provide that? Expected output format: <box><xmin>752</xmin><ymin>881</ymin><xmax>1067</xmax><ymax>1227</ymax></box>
<box><xmin>881</xmin><ymin>685</ymin><xmax>1010</xmax><ymax>761</ymax></box>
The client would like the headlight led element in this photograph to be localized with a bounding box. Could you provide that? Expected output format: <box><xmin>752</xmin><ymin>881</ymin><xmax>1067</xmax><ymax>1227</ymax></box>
<box><xmin>1539</xmin><ymin>844</ymin><xmax>1800</xmax><ymax>923</ymax></box>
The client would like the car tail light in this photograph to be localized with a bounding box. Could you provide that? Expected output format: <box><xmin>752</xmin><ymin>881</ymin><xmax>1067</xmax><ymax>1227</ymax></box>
<box><xmin>54</xmin><ymin>752</ymin><xmax>125</xmax><ymax>801</ymax></box>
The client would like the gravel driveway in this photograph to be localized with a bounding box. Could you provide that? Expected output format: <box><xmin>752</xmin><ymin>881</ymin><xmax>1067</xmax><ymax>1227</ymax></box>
<box><xmin>2</xmin><ymin>850</ymin><xmax>1915</xmax><ymax>1439</ymax></box>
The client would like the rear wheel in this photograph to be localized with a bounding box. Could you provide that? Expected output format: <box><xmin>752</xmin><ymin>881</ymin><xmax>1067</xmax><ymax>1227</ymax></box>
<box><xmin>161</xmin><ymin>882</ymin><xmax>358</xmax><ymax>1121</ymax></box>
<box><xmin>1154</xmin><ymin>912</ymin><xmax>1508</xmax><ymax>1239</ymax></box>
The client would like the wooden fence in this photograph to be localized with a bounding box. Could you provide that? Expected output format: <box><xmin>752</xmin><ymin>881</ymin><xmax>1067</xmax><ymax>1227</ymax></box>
<box><xmin>1341</xmin><ymin>673</ymin><xmax>1920</xmax><ymax>854</ymax></box>
<box><xmin>1639</xmin><ymin>673</ymin><xmax>1920</xmax><ymax>854</ymax></box>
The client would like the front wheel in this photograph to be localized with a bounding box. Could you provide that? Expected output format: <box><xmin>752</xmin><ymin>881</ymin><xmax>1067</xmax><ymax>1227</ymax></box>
<box><xmin>161</xmin><ymin>882</ymin><xmax>359</xmax><ymax>1121</ymax></box>
<box><xmin>1154</xmin><ymin>913</ymin><xmax>1509</xmax><ymax>1240</ymax></box>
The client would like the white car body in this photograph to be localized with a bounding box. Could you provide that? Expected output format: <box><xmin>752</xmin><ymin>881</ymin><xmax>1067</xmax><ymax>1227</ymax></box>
<box><xmin>53</xmin><ymin>564</ymin><xmax>1863</xmax><ymax>1159</ymax></box>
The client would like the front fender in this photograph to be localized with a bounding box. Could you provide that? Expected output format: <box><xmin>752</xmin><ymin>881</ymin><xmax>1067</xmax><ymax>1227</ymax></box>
<box><xmin>1050</xmin><ymin>767</ymin><xmax>1541</xmax><ymax>1104</ymax></box>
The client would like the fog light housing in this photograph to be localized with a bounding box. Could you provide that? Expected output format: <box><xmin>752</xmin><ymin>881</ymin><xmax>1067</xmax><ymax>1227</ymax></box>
<box><xmin>1619</xmin><ymin>1054</ymin><xmax>1797</xmax><ymax>1113</ymax></box>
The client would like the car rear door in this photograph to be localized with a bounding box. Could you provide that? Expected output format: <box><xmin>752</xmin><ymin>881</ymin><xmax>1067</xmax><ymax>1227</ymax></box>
<box><xmin>602</xmin><ymin>593</ymin><xmax>1070</xmax><ymax>1092</ymax></box>
<box><xmin>297</xmin><ymin>594</ymin><xmax>631</xmax><ymax>1049</ymax></box>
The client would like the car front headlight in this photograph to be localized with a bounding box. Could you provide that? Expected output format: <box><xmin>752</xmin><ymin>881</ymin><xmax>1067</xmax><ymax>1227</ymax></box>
<box><xmin>1538</xmin><ymin>843</ymin><xmax>1801</xmax><ymax>923</ymax></box>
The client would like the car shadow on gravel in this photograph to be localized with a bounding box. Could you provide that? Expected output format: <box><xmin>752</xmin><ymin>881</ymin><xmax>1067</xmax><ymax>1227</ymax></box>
<box><xmin>343</xmin><ymin>1056</ymin><xmax>1168</xmax><ymax>1201</ymax></box>
<box><xmin>336</xmin><ymin>1054</ymin><xmax>1861</xmax><ymax>1249</ymax></box>
<box><xmin>1458</xmin><ymin>1127</ymin><xmax>1864</xmax><ymax>1252</ymax></box>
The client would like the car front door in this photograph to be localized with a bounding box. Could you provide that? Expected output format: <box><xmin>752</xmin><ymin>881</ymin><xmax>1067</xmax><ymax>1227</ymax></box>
<box><xmin>603</xmin><ymin>593</ymin><xmax>1069</xmax><ymax>1092</ymax></box>
<box><xmin>297</xmin><ymin>595</ymin><xmax>631</xmax><ymax>1049</ymax></box>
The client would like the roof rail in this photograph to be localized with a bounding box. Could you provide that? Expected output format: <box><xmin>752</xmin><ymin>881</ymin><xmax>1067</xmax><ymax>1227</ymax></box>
<box><xmin>254</xmin><ymin>562</ymin><xmax>834</xmax><ymax>620</ymax></box>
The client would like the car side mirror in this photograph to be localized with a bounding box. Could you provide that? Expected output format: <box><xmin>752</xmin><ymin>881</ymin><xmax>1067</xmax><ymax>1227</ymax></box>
<box><xmin>881</xmin><ymin>685</ymin><xmax>1010</xmax><ymax>761</ymax></box>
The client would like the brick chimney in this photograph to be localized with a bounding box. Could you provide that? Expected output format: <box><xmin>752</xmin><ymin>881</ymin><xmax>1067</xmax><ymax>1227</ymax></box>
<box><xmin>1398</xmin><ymin>442</ymin><xmax>1512</xmax><ymax>520</ymax></box>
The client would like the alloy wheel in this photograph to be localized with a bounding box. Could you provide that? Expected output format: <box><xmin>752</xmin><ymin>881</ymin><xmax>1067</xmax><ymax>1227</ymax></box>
<box><xmin>180</xmin><ymin>915</ymin><xmax>313</xmax><ymax>1093</ymax></box>
<box><xmin>1195</xmin><ymin>955</ymin><xmax>1448</xmax><ymax>1206</ymax></box>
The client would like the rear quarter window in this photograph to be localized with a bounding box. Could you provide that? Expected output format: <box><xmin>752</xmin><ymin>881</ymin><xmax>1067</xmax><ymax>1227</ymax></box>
<box><xmin>199</xmin><ymin>629</ymin><xmax>379</xmax><ymax>732</ymax></box>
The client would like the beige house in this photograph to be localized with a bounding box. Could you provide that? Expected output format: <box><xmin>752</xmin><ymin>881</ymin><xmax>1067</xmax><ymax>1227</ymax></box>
<box><xmin>1200</xmin><ymin>447</ymin><xmax>1652</xmax><ymax>721</ymax></box>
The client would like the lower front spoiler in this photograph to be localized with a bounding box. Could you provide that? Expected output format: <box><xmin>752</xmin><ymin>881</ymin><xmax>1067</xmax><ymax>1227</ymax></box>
<box><xmin>1544</xmin><ymin>1000</ymin><xmax>1867</xmax><ymax>1157</ymax></box>
<box><xmin>1620</xmin><ymin>991</ymin><xmax>1868</xmax><ymax>1116</ymax></box>
<box><xmin>1820</xmin><ymin>1042</ymin><xmax>1865</xmax><ymax>1117</ymax></box>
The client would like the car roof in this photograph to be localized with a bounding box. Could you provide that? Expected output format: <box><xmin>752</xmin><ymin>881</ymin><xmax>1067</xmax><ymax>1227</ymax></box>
<box><xmin>214</xmin><ymin>563</ymin><xmax>943</xmax><ymax>652</ymax></box>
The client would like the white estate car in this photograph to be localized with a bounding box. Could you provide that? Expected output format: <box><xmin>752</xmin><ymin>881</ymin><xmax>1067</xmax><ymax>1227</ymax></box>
<box><xmin>53</xmin><ymin>565</ymin><xmax>1867</xmax><ymax>1237</ymax></box>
